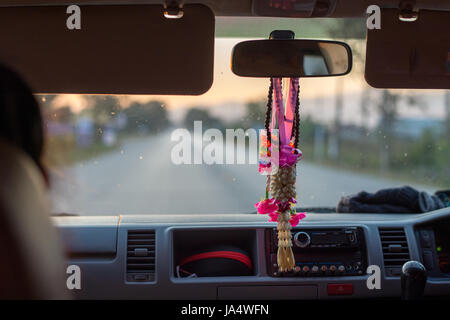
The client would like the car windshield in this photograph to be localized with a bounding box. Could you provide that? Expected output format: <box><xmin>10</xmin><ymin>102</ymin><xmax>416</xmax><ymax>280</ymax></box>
<box><xmin>43</xmin><ymin>17</ymin><xmax>449</xmax><ymax>215</ymax></box>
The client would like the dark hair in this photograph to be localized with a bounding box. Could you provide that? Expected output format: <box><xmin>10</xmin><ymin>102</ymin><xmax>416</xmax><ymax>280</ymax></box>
<box><xmin>0</xmin><ymin>64</ymin><xmax>45</xmax><ymax>172</ymax></box>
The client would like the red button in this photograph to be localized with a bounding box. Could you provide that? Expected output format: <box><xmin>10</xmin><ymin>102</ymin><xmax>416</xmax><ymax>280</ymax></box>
<box><xmin>327</xmin><ymin>283</ymin><xmax>354</xmax><ymax>296</ymax></box>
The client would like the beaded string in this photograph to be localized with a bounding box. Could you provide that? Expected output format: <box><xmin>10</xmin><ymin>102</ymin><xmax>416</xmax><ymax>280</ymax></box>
<box><xmin>264</xmin><ymin>78</ymin><xmax>273</xmax><ymax>147</ymax></box>
<box><xmin>292</xmin><ymin>80</ymin><xmax>300</xmax><ymax>149</ymax></box>
<box><xmin>265</xmin><ymin>78</ymin><xmax>300</xmax><ymax>150</ymax></box>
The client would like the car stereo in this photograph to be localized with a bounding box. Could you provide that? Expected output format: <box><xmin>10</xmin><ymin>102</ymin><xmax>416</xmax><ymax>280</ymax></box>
<box><xmin>266</xmin><ymin>227</ymin><xmax>367</xmax><ymax>277</ymax></box>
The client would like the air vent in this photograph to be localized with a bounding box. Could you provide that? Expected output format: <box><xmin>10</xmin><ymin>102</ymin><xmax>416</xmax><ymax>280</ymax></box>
<box><xmin>126</xmin><ymin>230</ymin><xmax>155</xmax><ymax>282</ymax></box>
<box><xmin>379</xmin><ymin>228</ymin><xmax>410</xmax><ymax>276</ymax></box>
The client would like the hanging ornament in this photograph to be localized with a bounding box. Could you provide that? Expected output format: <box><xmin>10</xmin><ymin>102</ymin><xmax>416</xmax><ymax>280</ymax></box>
<box><xmin>254</xmin><ymin>77</ymin><xmax>306</xmax><ymax>272</ymax></box>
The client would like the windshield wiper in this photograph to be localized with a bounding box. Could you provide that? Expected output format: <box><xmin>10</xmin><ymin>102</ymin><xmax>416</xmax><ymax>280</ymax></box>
<box><xmin>51</xmin><ymin>213</ymin><xmax>79</xmax><ymax>217</ymax></box>
<box><xmin>250</xmin><ymin>206</ymin><xmax>336</xmax><ymax>214</ymax></box>
<box><xmin>295</xmin><ymin>207</ymin><xmax>336</xmax><ymax>213</ymax></box>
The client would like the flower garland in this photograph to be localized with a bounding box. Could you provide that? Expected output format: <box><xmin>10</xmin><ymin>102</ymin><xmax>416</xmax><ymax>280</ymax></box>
<box><xmin>255</xmin><ymin>77</ymin><xmax>306</xmax><ymax>272</ymax></box>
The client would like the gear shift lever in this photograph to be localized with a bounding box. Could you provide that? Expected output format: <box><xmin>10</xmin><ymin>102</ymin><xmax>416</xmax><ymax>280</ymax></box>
<box><xmin>401</xmin><ymin>261</ymin><xmax>427</xmax><ymax>300</ymax></box>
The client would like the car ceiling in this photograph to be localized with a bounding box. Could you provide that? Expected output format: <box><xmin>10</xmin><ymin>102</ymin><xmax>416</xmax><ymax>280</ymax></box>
<box><xmin>1</xmin><ymin>0</ymin><xmax>450</xmax><ymax>17</ymax></box>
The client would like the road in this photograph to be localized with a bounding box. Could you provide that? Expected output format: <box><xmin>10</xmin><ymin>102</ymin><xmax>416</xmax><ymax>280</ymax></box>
<box><xmin>50</xmin><ymin>133</ymin><xmax>434</xmax><ymax>215</ymax></box>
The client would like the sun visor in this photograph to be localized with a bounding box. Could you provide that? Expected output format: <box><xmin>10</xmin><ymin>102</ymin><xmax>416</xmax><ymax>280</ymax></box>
<box><xmin>365</xmin><ymin>9</ymin><xmax>450</xmax><ymax>89</ymax></box>
<box><xmin>0</xmin><ymin>4</ymin><xmax>214</xmax><ymax>95</ymax></box>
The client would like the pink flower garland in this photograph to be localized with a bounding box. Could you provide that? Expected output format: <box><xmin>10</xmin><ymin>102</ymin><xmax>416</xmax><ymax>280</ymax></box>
<box><xmin>289</xmin><ymin>212</ymin><xmax>306</xmax><ymax>227</ymax></box>
<box><xmin>254</xmin><ymin>198</ymin><xmax>279</xmax><ymax>214</ymax></box>
<box><xmin>254</xmin><ymin>198</ymin><xmax>306</xmax><ymax>227</ymax></box>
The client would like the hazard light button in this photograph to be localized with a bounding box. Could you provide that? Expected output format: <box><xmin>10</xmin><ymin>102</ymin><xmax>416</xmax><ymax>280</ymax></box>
<box><xmin>327</xmin><ymin>283</ymin><xmax>354</xmax><ymax>296</ymax></box>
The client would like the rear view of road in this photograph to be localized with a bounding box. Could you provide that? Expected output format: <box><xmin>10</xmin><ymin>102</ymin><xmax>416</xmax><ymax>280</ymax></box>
<box><xmin>50</xmin><ymin>134</ymin><xmax>434</xmax><ymax>215</ymax></box>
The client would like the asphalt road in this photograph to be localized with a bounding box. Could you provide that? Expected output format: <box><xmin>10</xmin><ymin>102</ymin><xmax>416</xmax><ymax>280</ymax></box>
<box><xmin>50</xmin><ymin>133</ymin><xmax>434</xmax><ymax>215</ymax></box>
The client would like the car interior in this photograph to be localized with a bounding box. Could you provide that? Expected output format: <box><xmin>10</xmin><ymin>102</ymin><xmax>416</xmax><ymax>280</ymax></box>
<box><xmin>0</xmin><ymin>0</ymin><xmax>449</xmax><ymax>301</ymax></box>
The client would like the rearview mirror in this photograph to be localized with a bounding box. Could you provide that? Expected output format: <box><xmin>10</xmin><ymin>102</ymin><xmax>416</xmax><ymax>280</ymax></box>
<box><xmin>231</xmin><ymin>40</ymin><xmax>352</xmax><ymax>78</ymax></box>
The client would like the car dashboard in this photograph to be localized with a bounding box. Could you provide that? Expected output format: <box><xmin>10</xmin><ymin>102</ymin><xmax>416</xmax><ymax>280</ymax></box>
<box><xmin>53</xmin><ymin>208</ymin><xmax>450</xmax><ymax>299</ymax></box>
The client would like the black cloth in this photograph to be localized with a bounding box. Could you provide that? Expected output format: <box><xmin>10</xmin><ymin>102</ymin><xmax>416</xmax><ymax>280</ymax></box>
<box><xmin>337</xmin><ymin>186</ymin><xmax>447</xmax><ymax>213</ymax></box>
<box><xmin>0</xmin><ymin>64</ymin><xmax>44</xmax><ymax>169</ymax></box>
<box><xmin>435</xmin><ymin>190</ymin><xmax>450</xmax><ymax>207</ymax></box>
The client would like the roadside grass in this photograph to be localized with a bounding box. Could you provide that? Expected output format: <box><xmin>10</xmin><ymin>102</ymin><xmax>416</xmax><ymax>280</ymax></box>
<box><xmin>44</xmin><ymin>132</ymin><xmax>161</xmax><ymax>168</ymax></box>
<box><xmin>44</xmin><ymin>135</ymin><xmax>120</xmax><ymax>168</ymax></box>
<box><xmin>68</xmin><ymin>143</ymin><xmax>119</xmax><ymax>164</ymax></box>
<box><xmin>299</xmin><ymin>142</ymin><xmax>449</xmax><ymax>190</ymax></box>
